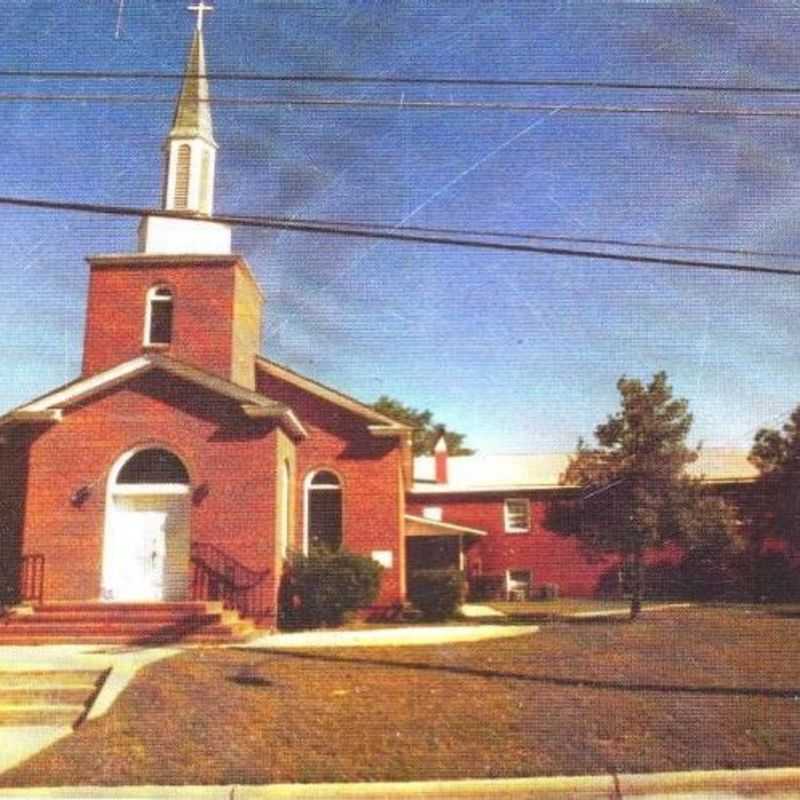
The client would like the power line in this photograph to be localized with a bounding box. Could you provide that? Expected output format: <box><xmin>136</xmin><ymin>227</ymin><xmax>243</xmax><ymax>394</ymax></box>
<box><xmin>3</xmin><ymin>69</ymin><xmax>800</xmax><ymax>95</ymax></box>
<box><xmin>3</xmin><ymin>92</ymin><xmax>800</xmax><ymax>118</ymax></box>
<box><xmin>243</xmin><ymin>214</ymin><xmax>800</xmax><ymax>262</ymax></box>
<box><xmin>0</xmin><ymin>195</ymin><xmax>798</xmax><ymax>279</ymax></box>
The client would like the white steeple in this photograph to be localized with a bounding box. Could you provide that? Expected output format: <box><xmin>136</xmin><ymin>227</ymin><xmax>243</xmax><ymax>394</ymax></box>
<box><xmin>163</xmin><ymin>23</ymin><xmax>217</xmax><ymax>214</ymax></box>
<box><xmin>138</xmin><ymin>5</ymin><xmax>231</xmax><ymax>255</ymax></box>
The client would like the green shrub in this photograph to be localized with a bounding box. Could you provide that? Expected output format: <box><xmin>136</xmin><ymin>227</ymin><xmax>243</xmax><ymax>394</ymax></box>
<box><xmin>279</xmin><ymin>548</ymin><xmax>383</xmax><ymax>630</ymax></box>
<box><xmin>408</xmin><ymin>569</ymin><xmax>465</xmax><ymax>621</ymax></box>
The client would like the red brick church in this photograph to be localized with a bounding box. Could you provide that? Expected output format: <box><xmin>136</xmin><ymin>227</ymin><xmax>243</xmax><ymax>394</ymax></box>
<box><xmin>0</xmin><ymin>15</ymin><xmax>766</xmax><ymax>636</ymax></box>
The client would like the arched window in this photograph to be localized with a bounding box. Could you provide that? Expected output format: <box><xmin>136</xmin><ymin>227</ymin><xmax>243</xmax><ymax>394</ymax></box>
<box><xmin>305</xmin><ymin>470</ymin><xmax>342</xmax><ymax>552</ymax></box>
<box><xmin>145</xmin><ymin>286</ymin><xmax>174</xmax><ymax>346</ymax></box>
<box><xmin>116</xmin><ymin>448</ymin><xmax>189</xmax><ymax>485</ymax></box>
<box><xmin>174</xmin><ymin>144</ymin><xmax>191</xmax><ymax>209</ymax></box>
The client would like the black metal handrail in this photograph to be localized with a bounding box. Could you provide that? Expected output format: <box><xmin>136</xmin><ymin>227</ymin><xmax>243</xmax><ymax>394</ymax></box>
<box><xmin>190</xmin><ymin>541</ymin><xmax>270</xmax><ymax>619</ymax></box>
<box><xmin>15</xmin><ymin>554</ymin><xmax>44</xmax><ymax>605</ymax></box>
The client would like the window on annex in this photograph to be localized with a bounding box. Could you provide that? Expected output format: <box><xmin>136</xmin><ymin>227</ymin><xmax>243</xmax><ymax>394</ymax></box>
<box><xmin>145</xmin><ymin>286</ymin><xmax>174</xmax><ymax>346</ymax></box>
<box><xmin>506</xmin><ymin>569</ymin><xmax>532</xmax><ymax>601</ymax></box>
<box><xmin>306</xmin><ymin>470</ymin><xmax>342</xmax><ymax>552</ymax></box>
<box><xmin>504</xmin><ymin>498</ymin><xmax>531</xmax><ymax>534</ymax></box>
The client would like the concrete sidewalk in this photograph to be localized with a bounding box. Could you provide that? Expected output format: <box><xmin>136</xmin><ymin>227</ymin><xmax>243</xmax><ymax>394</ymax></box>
<box><xmin>0</xmin><ymin>767</ymin><xmax>798</xmax><ymax>798</ymax></box>
<box><xmin>0</xmin><ymin>645</ymin><xmax>179</xmax><ymax>774</ymax></box>
<box><xmin>240</xmin><ymin>623</ymin><xmax>538</xmax><ymax>649</ymax></box>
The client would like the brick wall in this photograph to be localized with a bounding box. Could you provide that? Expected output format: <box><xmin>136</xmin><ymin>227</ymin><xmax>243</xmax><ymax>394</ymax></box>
<box><xmin>407</xmin><ymin>493</ymin><xmax>622</xmax><ymax>597</ymax></box>
<box><xmin>258</xmin><ymin>368</ymin><xmax>406</xmax><ymax>605</ymax></box>
<box><xmin>19</xmin><ymin>370</ymin><xmax>285</xmax><ymax>623</ymax></box>
<box><xmin>82</xmin><ymin>256</ymin><xmax>261</xmax><ymax>388</ymax></box>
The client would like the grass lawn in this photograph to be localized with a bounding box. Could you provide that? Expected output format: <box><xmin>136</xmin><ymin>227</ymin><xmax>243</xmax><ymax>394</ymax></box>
<box><xmin>2</xmin><ymin>607</ymin><xmax>799</xmax><ymax>786</ymax></box>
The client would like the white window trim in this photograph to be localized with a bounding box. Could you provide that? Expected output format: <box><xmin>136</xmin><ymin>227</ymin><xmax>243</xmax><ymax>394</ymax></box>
<box><xmin>302</xmin><ymin>468</ymin><xmax>343</xmax><ymax>555</ymax></box>
<box><xmin>503</xmin><ymin>498</ymin><xmax>531</xmax><ymax>534</ymax></box>
<box><xmin>506</xmin><ymin>568</ymin><xmax>532</xmax><ymax>598</ymax></box>
<box><xmin>278</xmin><ymin>460</ymin><xmax>291</xmax><ymax>560</ymax></box>
<box><xmin>143</xmin><ymin>285</ymin><xmax>174</xmax><ymax>347</ymax></box>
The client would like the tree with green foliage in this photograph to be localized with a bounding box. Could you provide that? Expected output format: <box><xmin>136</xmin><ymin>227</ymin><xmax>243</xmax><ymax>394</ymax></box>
<box><xmin>553</xmin><ymin>371</ymin><xmax>739</xmax><ymax>618</ymax></box>
<box><xmin>750</xmin><ymin>405</ymin><xmax>800</xmax><ymax>553</ymax></box>
<box><xmin>371</xmin><ymin>396</ymin><xmax>474</xmax><ymax>456</ymax></box>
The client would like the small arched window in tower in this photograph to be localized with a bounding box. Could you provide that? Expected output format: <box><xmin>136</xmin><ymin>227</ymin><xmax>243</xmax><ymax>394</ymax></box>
<box><xmin>145</xmin><ymin>286</ymin><xmax>174</xmax><ymax>346</ymax></box>
<box><xmin>174</xmin><ymin>144</ymin><xmax>191</xmax><ymax>209</ymax></box>
<box><xmin>199</xmin><ymin>150</ymin><xmax>211</xmax><ymax>214</ymax></box>
<box><xmin>305</xmin><ymin>470</ymin><xmax>342</xmax><ymax>552</ymax></box>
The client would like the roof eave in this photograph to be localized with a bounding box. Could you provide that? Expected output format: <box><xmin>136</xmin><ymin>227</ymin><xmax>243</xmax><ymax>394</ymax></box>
<box><xmin>404</xmin><ymin>514</ymin><xmax>487</xmax><ymax>538</ymax></box>
<box><xmin>256</xmin><ymin>356</ymin><xmax>413</xmax><ymax>430</ymax></box>
<box><xmin>241</xmin><ymin>403</ymin><xmax>308</xmax><ymax>440</ymax></box>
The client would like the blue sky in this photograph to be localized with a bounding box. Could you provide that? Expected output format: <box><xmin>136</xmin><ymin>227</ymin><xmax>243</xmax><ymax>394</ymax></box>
<box><xmin>0</xmin><ymin>1</ymin><xmax>798</xmax><ymax>453</ymax></box>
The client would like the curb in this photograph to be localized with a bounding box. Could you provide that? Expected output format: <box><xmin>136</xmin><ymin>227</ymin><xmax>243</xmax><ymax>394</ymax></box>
<box><xmin>1</xmin><ymin>767</ymin><xmax>799</xmax><ymax>799</ymax></box>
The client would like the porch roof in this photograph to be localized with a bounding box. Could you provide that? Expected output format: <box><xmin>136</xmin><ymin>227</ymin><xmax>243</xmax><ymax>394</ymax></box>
<box><xmin>404</xmin><ymin>514</ymin><xmax>487</xmax><ymax>538</ymax></box>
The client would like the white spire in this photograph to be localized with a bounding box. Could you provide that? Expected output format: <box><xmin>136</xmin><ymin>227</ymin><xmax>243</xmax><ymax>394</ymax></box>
<box><xmin>162</xmin><ymin>23</ymin><xmax>217</xmax><ymax>216</ymax></box>
<box><xmin>138</xmin><ymin>13</ymin><xmax>231</xmax><ymax>255</ymax></box>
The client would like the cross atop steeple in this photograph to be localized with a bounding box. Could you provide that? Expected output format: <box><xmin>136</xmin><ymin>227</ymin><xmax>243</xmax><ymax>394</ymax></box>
<box><xmin>188</xmin><ymin>2</ymin><xmax>214</xmax><ymax>32</ymax></box>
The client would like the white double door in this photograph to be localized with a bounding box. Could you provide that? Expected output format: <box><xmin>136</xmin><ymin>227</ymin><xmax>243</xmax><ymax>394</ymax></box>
<box><xmin>102</xmin><ymin>490</ymin><xmax>190</xmax><ymax>602</ymax></box>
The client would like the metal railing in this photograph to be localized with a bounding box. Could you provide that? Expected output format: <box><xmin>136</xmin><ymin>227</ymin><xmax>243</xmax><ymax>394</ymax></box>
<box><xmin>3</xmin><ymin>554</ymin><xmax>45</xmax><ymax>606</ymax></box>
<box><xmin>190</xmin><ymin>541</ymin><xmax>270</xmax><ymax>619</ymax></box>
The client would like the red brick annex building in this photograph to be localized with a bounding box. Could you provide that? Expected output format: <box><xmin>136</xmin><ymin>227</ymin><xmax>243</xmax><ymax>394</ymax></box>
<box><xmin>0</xmin><ymin>19</ymin><xmax>769</xmax><ymax>636</ymax></box>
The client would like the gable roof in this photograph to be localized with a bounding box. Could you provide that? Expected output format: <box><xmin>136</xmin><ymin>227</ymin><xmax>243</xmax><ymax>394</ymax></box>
<box><xmin>1</xmin><ymin>354</ymin><xmax>307</xmax><ymax>440</ymax></box>
<box><xmin>412</xmin><ymin>448</ymin><xmax>758</xmax><ymax>494</ymax></box>
<box><xmin>256</xmin><ymin>356</ymin><xmax>411</xmax><ymax>436</ymax></box>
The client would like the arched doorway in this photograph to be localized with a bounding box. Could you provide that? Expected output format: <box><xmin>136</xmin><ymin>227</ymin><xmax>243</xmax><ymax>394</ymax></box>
<box><xmin>101</xmin><ymin>447</ymin><xmax>191</xmax><ymax>602</ymax></box>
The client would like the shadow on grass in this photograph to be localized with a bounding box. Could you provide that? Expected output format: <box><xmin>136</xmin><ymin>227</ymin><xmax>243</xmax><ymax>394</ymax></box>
<box><xmin>229</xmin><ymin>674</ymin><xmax>274</xmax><ymax>688</ymax></box>
<box><xmin>242</xmin><ymin>647</ymin><xmax>800</xmax><ymax>700</ymax></box>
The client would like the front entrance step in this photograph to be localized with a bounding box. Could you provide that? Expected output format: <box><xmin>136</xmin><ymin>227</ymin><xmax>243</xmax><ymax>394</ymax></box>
<box><xmin>32</xmin><ymin>601</ymin><xmax>225</xmax><ymax>615</ymax></box>
<box><xmin>10</xmin><ymin>612</ymin><xmax>240</xmax><ymax>626</ymax></box>
<box><xmin>0</xmin><ymin>602</ymin><xmax>257</xmax><ymax>644</ymax></box>
<box><xmin>0</xmin><ymin>670</ymin><xmax>106</xmax><ymax>727</ymax></box>
<box><xmin>0</xmin><ymin>623</ymin><xmax>256</xmax><ymax>638</ymax></box>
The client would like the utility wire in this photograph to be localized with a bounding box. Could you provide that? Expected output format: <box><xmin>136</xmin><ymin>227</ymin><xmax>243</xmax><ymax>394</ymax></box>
<box><xmin>0</xmin><ymin>195</ymin><xmax>798</xmax><ymax>279</ymax></box>
<box><xmin>238</xmin><ymin>213</ymin><xmax>800</xmax><ymax>262</ymax></box>
<box><xmin>3</xmin><ymin>92</ymin><xmax>800</xmax><ymax>118</ymax></box>
<box><xmin>3</xmin><ymin>69</ymin><xmax>800</xmax><ymax>95</ymax></box>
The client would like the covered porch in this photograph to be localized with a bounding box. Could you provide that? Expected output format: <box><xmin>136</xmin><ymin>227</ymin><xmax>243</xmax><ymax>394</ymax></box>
<box><xmin>404</xmin><ymin>514</ymin><xmax>486</xmax><ymax>582</ymax></box>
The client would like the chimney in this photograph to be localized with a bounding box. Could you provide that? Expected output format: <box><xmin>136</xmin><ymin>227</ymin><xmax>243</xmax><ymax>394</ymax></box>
<box><xmin>434</xmin><ymin>430</ymin><xmax>448</xmax><ymax>484</ymax></box>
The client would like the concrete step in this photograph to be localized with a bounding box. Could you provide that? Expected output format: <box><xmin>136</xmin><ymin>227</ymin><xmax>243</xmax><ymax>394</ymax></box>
<box><xmin>0</xmin><ymin>686</ymin><xmax>97</xmax><ymax>705</ymax></box>
<box><xmin>0</xmin><ymin>622</ymin><xmax>244</xmax><ymax>637</ymax></box>
<box><xmin>33</xmin><ymin>601</ymin><xmax>225</xmax><ymax>615</ymax></box>
<box><xmin>0</xmin><ymin>704</ymin><xmax>86</xmax><ymax>726</ymax></box>
<box><xmin>6</xmin><ymin>612</ymin><xmax>227</xmax><ymax>626</ymax></box>
<box><xmin>0</xmin><ymin>671</ymin><xmax>104</xmax><ymax>688</ymax></box>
